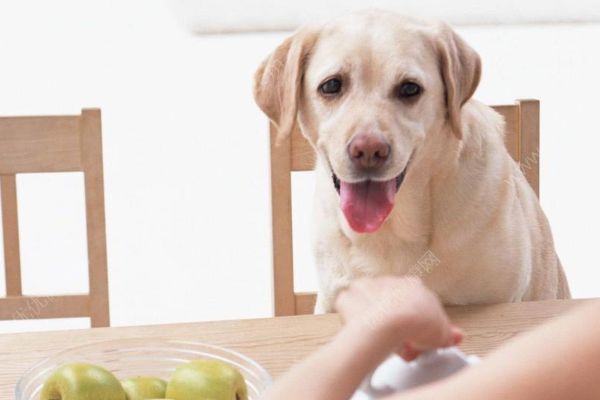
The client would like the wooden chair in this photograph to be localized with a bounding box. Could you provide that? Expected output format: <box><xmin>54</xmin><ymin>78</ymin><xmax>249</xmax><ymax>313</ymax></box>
<box><xmin>0</xmin><ymin>109</ymin><xmax>110</xmax><ymax>327</ymax></box>
<box><xmin>270</xmin><ymin>99</ymin><xmax>540</xmax><ymax>316</ymax></box>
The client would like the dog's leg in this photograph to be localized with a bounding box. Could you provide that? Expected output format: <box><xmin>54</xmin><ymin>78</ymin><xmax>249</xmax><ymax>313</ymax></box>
<box><xmin>556</xmin><ymin>259</ymin><xmax>571</xmax><ymax>299</ymax></box>
<box><xmin>313</xmin><ymin>276</ymin><xmax>352</xmax><ymax>314</ymax></box>
<box><xmin>313</xmin><ymin>293</ymin><xmax>329</xmax><ymax>314</ymax></box>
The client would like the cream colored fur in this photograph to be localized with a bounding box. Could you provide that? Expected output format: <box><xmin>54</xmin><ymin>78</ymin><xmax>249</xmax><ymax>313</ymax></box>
<box><xmin>254</xmin><ymin>11</ymin><xmax>570</xmax><ymax>312</ymax></box>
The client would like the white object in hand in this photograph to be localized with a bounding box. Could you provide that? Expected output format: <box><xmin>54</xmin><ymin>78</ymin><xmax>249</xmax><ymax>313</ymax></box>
<box><xmin>352</xmin><ymin>347</ymin><xmax>479</xmax><ymax>400</ymax></box>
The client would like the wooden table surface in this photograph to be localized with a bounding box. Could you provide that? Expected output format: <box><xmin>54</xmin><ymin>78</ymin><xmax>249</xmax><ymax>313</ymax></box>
<box><xmin>0</xmin><ymin>298</ymin><xmax>590</xmax><ymax>398</ymax></box>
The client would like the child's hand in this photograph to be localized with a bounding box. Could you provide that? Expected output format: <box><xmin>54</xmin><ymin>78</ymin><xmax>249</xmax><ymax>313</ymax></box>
<box><xmin>334</xmin><ymin>276</ymin><xmax>462</xmax><ymax>360</ymax></box>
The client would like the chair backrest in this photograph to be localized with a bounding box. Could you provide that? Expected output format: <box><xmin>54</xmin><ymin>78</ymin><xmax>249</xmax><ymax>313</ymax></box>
<box><xmin>270</xmin><ymin>99</ymin><xmax>540</xmax><ymax>316</ymax></box>
<box><xmin>0</xmin><ymin>109</ymin><xmax>110</xmax><ymax>327</ymax></box>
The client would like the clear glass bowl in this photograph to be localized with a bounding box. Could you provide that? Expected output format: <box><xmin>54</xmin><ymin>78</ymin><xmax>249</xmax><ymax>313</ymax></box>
<box><xmin>16</xmin><ymin>338</ymin><xmax>272</xmax><ymax>400</ymax></box>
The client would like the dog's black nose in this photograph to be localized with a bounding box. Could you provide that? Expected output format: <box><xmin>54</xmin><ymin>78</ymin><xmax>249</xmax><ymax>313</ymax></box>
<box><xmin>348</xmin><ymin>133</ymin><xmax>390</xmax><ymax>169</ymax></box>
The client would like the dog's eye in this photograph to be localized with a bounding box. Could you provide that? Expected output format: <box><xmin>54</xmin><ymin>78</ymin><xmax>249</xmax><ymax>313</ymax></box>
<box><xmin>397</xmin><ymin>81</ymin><xmax>422</xmax><ymax>99</ymax></box>
<box><xmin>319</xmin><ymin>78</ymin><xmax>342</xmax><ymax>96</ymax></box>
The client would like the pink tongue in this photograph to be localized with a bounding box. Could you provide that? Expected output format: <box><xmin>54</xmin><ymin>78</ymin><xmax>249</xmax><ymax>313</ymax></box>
<box><xmin>340</xmin><ymin>178</ymin><xmax>397</xmax><ymax>233</ymax></box>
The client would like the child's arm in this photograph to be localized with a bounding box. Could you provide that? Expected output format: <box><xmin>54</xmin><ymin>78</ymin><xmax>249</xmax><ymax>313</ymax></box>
<box><xmin>388</xmin><ymin>299</ymin><xmax>600</xmax><ymax>400</ymax></box>
<box><xmin>263</xmin><ymin>277</ymin><xmax>461</xmax><ymax>400</ymax></box>
<box><xmin>266</xmin><ymin>275</ymin><xmax>600</xmax><ymax>400</ymax></box>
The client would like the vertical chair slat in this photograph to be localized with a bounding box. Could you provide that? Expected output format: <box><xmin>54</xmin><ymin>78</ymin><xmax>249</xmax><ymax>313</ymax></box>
<box><xmin>518</xmin><ymin>99</ymin><xmax>541</xmax><ymax>197</ymax></box>
<box><xmin>1</xmin><ymin>174</ymin><xmax>22</xmax><ymax>296</ymax></box>
<box><xmin>81</xmin><ymin>109</ymin><xmax>110</xmax><ymax>327</ymax></box>
<box><xmin>270</xmin><ymin>123</ymin><xmax>296</xmax><ymax>316</ymax></box>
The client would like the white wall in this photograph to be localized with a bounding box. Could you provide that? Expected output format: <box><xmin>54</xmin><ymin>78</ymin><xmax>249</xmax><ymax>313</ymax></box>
<box><xmin>170</xmin><ymin>0</ymin><xmax>600</xmax><ymax>33</ymax></box>
<box><xmin>0</xmin><ymin>0</ymin><xmax>598</xmax><ymax>333</ymax></box>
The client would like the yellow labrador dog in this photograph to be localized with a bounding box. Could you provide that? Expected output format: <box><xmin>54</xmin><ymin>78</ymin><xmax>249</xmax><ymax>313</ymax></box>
<box><xmin>254</xmin><ymin>11</ymin><xmax>570</xmax><ymax>312</ymax></box>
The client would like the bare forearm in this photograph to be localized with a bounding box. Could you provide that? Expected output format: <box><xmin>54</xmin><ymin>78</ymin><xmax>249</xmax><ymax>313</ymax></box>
<box><xmin>393</xmin><ymin>301</ymin><xmax>600</xmax><ymax>400</ymax></box>
<box><xmin>264</xmin><ymin>322</ymin><xmax>398</xmax><ymax>400</ymax></box>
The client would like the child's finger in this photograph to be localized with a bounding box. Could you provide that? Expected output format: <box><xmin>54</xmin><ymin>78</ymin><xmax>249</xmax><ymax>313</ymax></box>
<box><xmin>398</xmin><ymin>343</ymin><xmax>421</xmax><ymax>361</ymax></box>
<box><xmin>450</xmin><ymin>326</ymin><xmax>465</xmax><ymax>346</ymax></box>
<box><xmin>399</xmin><ymin>325</ymin><xmax>463</xmax><ymax>361</ymax></box>
<box><xmin>447</xmin><ymin>325</ymin><xmax>464</xmax><ymax>346</ymax></box>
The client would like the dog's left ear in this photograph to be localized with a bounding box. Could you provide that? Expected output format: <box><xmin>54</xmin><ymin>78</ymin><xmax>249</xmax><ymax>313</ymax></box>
<box><xmin>436</xmin><ymin>23</ymin><xmax>481</xmax><ymax>140</ymax></box>
<box><xmin>253</xmin><ymin>27</ymin><xmax>320</xmax><ymax>142</ymax></box>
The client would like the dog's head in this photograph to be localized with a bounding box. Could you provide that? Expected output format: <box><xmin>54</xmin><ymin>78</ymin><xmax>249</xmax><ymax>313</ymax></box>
<box><xmin>254</xmin><ymin>11</ymin><xmax>481</xmax><ymax>233</ymax></box>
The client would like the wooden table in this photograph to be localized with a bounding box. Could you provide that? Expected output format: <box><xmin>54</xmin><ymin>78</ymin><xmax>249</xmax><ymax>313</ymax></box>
<box><xmin>0</xmin><ymin>299</ymin><xmax>589</xmax><ymax>398</ymax></box>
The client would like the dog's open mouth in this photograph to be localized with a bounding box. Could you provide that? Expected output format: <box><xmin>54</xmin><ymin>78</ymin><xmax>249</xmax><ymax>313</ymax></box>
<box><xmin>332</xmin><ymin>168</ymin><xmax>407</xmax><ymax>233</ymax></box>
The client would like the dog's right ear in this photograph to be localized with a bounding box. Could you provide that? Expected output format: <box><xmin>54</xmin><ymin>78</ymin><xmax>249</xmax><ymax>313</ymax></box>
<box><xmin>253</xmin><ymin>27</ymin><xmax>320</xmax><ymax>142</ymax></box>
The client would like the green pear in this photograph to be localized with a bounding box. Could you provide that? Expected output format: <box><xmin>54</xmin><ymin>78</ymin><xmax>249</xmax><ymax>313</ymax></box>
<box><xmin>121</xmin><ymin>376</ymin><xmax>167</xmax><ymax>400</ymax></box>
<box><xmin>166</xmin><ymin>359</ymin><xmax>248</xmax><ymax>400</ymax></box>
<box><xmin>40</xmin><ymin>362</ymin><xmax>126</xmax><ymax>400</ymax></box>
